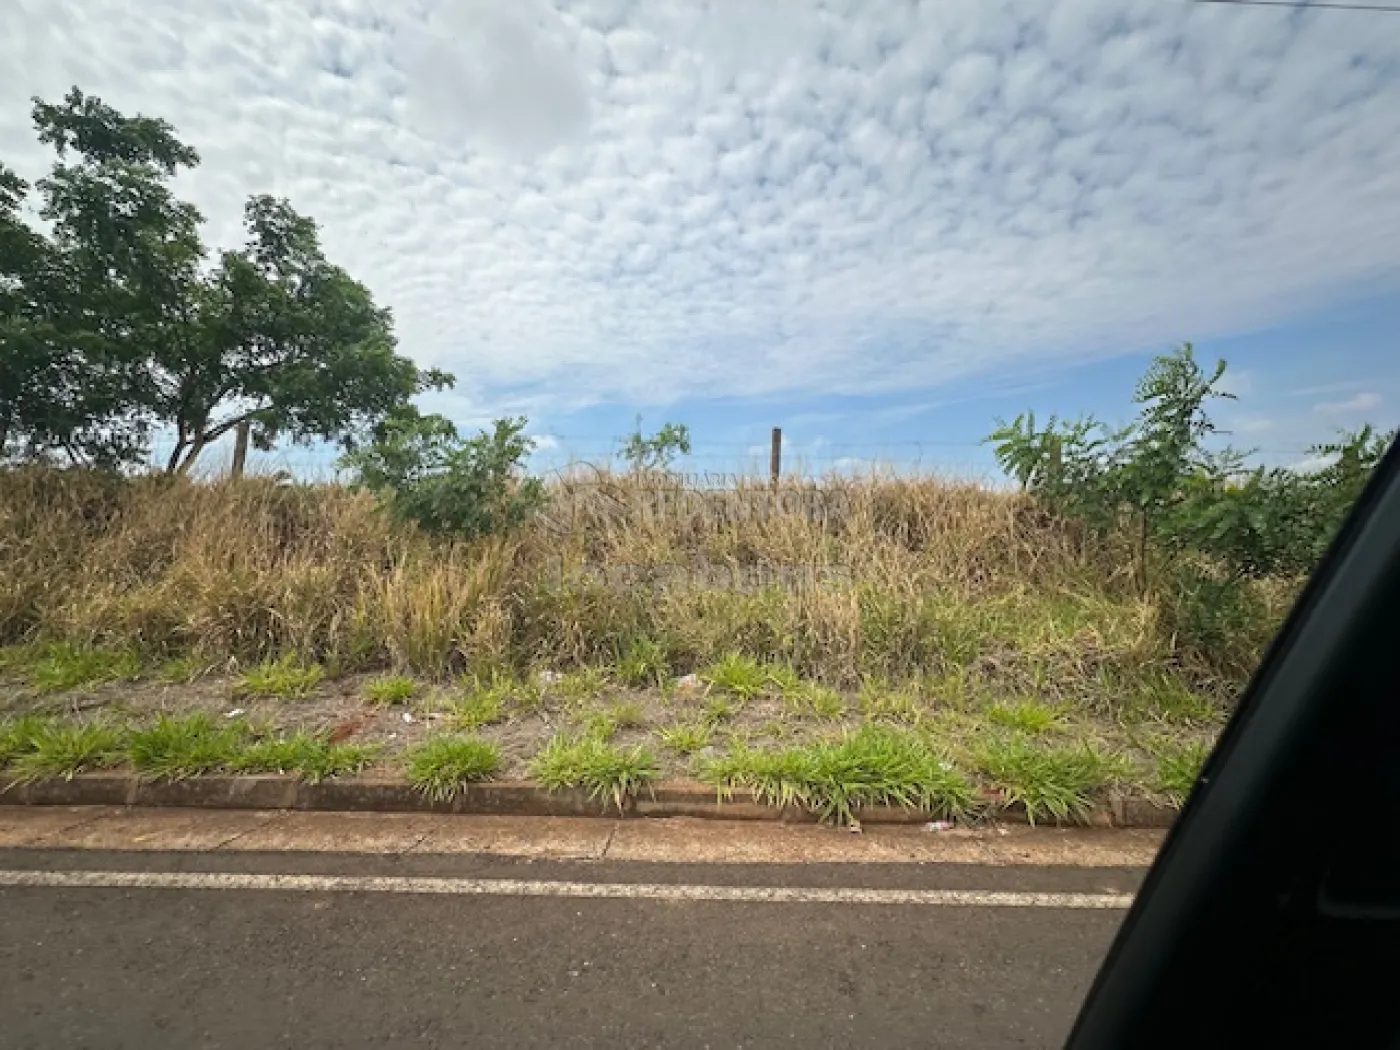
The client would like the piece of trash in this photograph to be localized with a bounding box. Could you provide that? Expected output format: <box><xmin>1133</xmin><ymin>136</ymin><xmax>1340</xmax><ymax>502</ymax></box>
<box><xmin>401</xmin><ymin>711</ymin><xmax>415</xmax><ymax>724</ymax></box>
<box><xmin>224</xmin><ymin>708</ymin><xmax>245</xmax><ymax>719</ymax></box>
<box><xmin>848</xmin><ymin>819</ymin><xmax>863</xmax><ymax>834</ymax></box>
<box><xmin>925</xmin><ymin>820</ymin><xmax>956</xmax><ymax>832</ymax></box>
<box><xmin>675</xmin><ymin>673</ymin><xmax>703</xmax><ymax>690</ymax></box>
<box><xmin>537</xmin><ymin>670</ymin><xmax>564</xmax><ymax>686</ymax></box>
<box><xmin>387</xmin><ymin>732</ymin><xmax>398</xmax><ymax>740</ymax></box>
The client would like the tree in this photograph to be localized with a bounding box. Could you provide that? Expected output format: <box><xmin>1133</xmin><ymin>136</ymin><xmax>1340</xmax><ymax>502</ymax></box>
<box><xmin>1</xmin><ymin>87</ymin><xmax>448</xmax><ymax>470</ymax></box>
<box><xmin>157</xmin><ymin>196</ymin><xmax>450</xmax><ymax>472</ymax></box>
<box><xmin>618</xmin><ymin>418</ymin><xmax>691</xmax><ymax>472</ymax></box>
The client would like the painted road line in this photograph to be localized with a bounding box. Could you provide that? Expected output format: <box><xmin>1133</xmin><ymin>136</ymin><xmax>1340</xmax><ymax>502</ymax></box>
<box><xmin>0</xmin><ymin>869</ymin><xmax>1135</xmax><ymax>908</ymax></box>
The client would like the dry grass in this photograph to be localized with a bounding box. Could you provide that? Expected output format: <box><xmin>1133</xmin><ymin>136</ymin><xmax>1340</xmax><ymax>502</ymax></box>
<box><xmin>0</xmin><ymin>466</ymin><xmax>1281</xmax><ymax>699</ymax></box>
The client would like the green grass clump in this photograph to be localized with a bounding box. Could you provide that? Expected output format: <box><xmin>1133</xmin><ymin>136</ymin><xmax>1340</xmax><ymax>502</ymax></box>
<box><xmin>11</xmin><ymin>721</ymin><xmax>126</xmax><ymax>780</ymax></box>
<box><xmin>157</xmin><ymin>653</ymin><xmax>212</xmax><ymax>684</ymax></box>
<box><xmin>786</xmin><ymin>682</ymin><xmax>846</xmax><ymax>720</ymax></box>
<box><xmin>1154</xmin><ymin>740</ymin><xmax>1210</xmax><ymax>805</ymax></box>
<box><xmin>976</xmin><ymin>739</ymin><xmax>1126</xmax><ymax>825</ymax></box>
<box><xmin>531</xmin><ymin>734</ymin><xmax>658</xmax><ymax>812</ymax></box>
<box><xmin>364</xmin><ymin>675</ymin><xmax>418</xmax><ymax>706</ymax></box>
<box><xmin>554</xmin><ymin>667</ymin><xmax>610</xmax><ymax>701</ymax></box>
<box><xmin>127</xmin><ymin>714</ymin><xmax>246</xmax><ymax>779</ymax></box>
<box><xmin>404</xmin><ymin>736</ymin><xmax>503</xmax><ymax>801</ymax></box>
<box><xmin>616</xmin><ymin>638</ymin><xmax>669</xmax><ymax>687</ymax></box>
<box><xmin>986</xmin><ymin>700</ymin><xmax>1063</xmax><ymax>735</ymax></box>
<box><xmin>0</xmin><ymin>714</ymin><xmax>47</xmax><ymax>765</ymax></box>
<box><xmin>232</xmin><ymin>732</ymin><xmax>379</xmax><ymax>782</ymax></box>
<box><xmin>701</xmin><ymin>693</ymin><xmax>737</xmax><ymax>722</ymax></box>
<box><xmin>698</xmin><ymin>725</ymin><xmax>978</xmax><ymax>826</ymax></box>
<box><xmin>235</xmin><ymin>655</ymin><xmax>324</xmax><ymax>699</ymax></box>
<box><xmin>702</xmin><ymin>653</ymin><xmax>768</xmax><ymax>699</ymax></box>
<box><xmin>657</xmin><ymin>722</ymin><xmax>712</xmax><ymax>756</ymax></box>
<box><xmin>27</xmin><ymin>643</ymin><xmax>141</xmax><ymax>694</ymax></box>
<box><xmin>858</xmin><ymin>679</ymin><xmax>922</xmax><ymax>724</ymax></box>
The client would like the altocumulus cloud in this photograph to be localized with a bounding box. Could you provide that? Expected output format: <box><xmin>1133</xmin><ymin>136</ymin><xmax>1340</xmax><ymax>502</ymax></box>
<box><xmin>2</xmin><ymin>0</ymin><xmax>1398</xmax><ymax>420</ymax></box>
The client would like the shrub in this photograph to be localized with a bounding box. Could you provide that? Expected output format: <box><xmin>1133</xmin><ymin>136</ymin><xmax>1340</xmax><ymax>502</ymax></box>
<box><xmin>341</xmin><ymin>412</ymin><xmax>546</xmax><ymax>540</ymax></box>
<box><xmin>530</xmin><ymin>734</ymin><xmax>658</xmax><ymax>811</ymax></box>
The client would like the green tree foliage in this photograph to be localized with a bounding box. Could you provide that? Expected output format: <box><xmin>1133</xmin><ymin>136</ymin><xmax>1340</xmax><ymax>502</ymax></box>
<box><xmin>618</xmin><ymin>418</ymin><xmax>691</xmax><ymax>472</ymax></box>
<box><xmin>1</xmin><ymin>87</ymin><xmax>447</xmax><ymax>470</ymax></box>
<box><xmin>990</xmin><ymin>344</ymin><xmax>1394</xmax><ymax>588</ymax></box>
<box><xmin>340</xmin><ymin>412</ymin><xmax>547</xmax><ymax>540</ymax></box>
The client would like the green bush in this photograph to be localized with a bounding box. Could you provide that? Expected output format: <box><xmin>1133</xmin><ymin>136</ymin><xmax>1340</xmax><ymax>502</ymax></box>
<box><xmin>341</xmin><ymin>411</ymin><xmax>545</xmax><ymax>540</ymax></box>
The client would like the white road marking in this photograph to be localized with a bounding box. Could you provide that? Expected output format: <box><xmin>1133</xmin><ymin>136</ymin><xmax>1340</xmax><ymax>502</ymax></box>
<box><xmin>0</xmin><ymin>869</ymin><xmax>1134</xmax><ymax>908</ymax></box>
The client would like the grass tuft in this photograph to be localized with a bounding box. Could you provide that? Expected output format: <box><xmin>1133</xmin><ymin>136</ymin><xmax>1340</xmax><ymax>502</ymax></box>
<box><xmin>231</xmin><ymin>732</ymin><xmax>379</xmax><ymax>783</ymax></box>
<box><xmin>1154</xmin><ymin>739</ymin><xmax>1210</xmax><ymax>806</ymax></box>
<box><xmin>698</xmin><ymin>725</ymin><xmax>977</xmax><ymax>826</ymax></box>
<box><xmin>364</xmin><ymin>674</ymin><xmax>418</xmax><ymax>706</ymax></box>
<box><xmin>127</xmin><ymin>713</ymin><xmax>246</xmax><ymax>779</ymax></box>
<box><xmin>976</xmin><ymin>738</ymin><xmax>1126</xmax><ymax>825</ymax></box>
<box><xmin>235</xmin><ymin>655</ymin><xmax>324</xmax><ymax>699</ymax></box>
<box><xmin>702</xmin><ymin>653</ymin><xmax>768</xmax><ymax>699</ymax></box>
<box><xmin>27</xmin><ymin>643</ymin><xmax>141</xmax><ymax>694</ymax></box>
<box><xmin>986</xmin><ymin>700</ymin><xmax>1063</xmax><ymax>735</ymax></box>
<box><xmin>656</xmin><ymin>721</ymin><xmax>712</xmax><ymax>756</ymax></box>
<box><xmin>11</xmin><ymin>721</ymin><xmax>126</xmax><ymax>780</ymax></box>
<box><xmin>616</xmin><ymin>638</ymin><xmax>669</xmax><ymax>688</ymax></box>
<box><xmin>858</xmin><ymin>679</ymin><xmax>922</xmax><ymax>724</ymax></box>
<box><xmin>404</xmin><ymin>736</ymin><xmax>502</xmax><ymax>801</ymax></box>
<box><xmin>0</xmin><ymin>714</ymin><xmax>48</xmax><ymax>765</ymax></box>
<box><xmin>531</xmin><ymin>734</ymin><xmax>658</xmax><ymax>812</ymax></box>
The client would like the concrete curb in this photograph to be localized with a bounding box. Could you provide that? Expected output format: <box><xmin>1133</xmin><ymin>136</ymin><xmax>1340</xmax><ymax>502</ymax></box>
<box><xmin>0</xmin><ymin>773</ymin><xmax>1180</xmax><ymax>828</ymax></box>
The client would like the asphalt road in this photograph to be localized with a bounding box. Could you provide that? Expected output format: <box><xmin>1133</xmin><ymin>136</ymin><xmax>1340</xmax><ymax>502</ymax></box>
<box><xmin>0</xmin><ymin>848</ymin><xmax>1138</xmax><ymax>1049</ymax></box>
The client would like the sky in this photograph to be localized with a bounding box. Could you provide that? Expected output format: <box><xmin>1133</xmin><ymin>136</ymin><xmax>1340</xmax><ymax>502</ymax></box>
<box><xmin>3</xmin><ymin>0</ymin><xmax>1398</xmax><ymax>480</ymax></box>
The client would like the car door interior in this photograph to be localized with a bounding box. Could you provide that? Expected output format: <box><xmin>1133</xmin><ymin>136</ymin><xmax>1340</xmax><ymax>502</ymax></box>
<box><xmin>1066</xmin><ymin>437</ymin><xmax>1400</xmax><ymax>1049</ymax></box>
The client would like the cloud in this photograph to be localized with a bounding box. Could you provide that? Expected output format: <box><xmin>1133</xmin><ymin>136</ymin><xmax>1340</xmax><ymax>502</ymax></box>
<box><xmin>2</xmin><ymin>0</ymin><xmax>1399</xmax><ymax>425</ymax></box>
<box><xmin>1314</xmin><ymin>392</ymin><xmax>1382</xmax><ymax>415</ymax></box>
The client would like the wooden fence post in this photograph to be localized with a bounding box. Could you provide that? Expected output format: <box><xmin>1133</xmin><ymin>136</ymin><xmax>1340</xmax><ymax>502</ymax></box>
<box><xmin>231</xmin><ymin>421</ymin><xmax>250</xmax><ymax>479</ymax></box>
<box><xmin>770</xmin><ymin>427</ymin><xmax>782</xmax><ymax>489</ymax></box>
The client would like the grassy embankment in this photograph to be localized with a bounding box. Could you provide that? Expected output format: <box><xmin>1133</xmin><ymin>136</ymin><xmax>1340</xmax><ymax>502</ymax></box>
<box><xmin>0</xmin><ymin>467</ymin><xmax>1292</xmax><ymax>822</ymax></box>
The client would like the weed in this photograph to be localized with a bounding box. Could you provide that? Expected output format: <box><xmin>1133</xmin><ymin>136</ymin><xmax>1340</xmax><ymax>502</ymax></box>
<box><xmin>702</xmin><ymin>653</ymin><xmax>768</xmax><ymax>698</ymax></box>
<box><xmin>986</xmin><ymin>700</ymin><xmax>1062</xmax><ymax>735</ymax></box>
<box><xmin>976</xmin><ymin>738</ymin><xmax>1126</xmax><ymax>825</ymax></box>
<box><xmin>702</xmin><ymin>694</ymin><xmax>738</xmax><ymax>723</ymax></box>
<box><xmin>1154</xmin><ymin>739</ymin><xmax>1210</xmax><ymax>805</ymax></box>
<box><xmin>787</xmin><ymin>682</ymin><xmax>846</xmax><ymax>719</ymax></box>
<box><xmin>28</xmin><ymin>643</ymin><xmax>141</xmax><ymax>693</ymax></box>
<box><xmin>656</xmin><ymin>722</ymin><xmax>712</xmax><ymax>756</ymax></box>
<box><xmin>554</xmin><ymin>667</ymin><xmax>610</xmax><ymax>702</ymax></box>
<box><xmin>609</xmin><ymin>700</ymin><xmax>646</xmax><ymax>729</ymax></box>
<box><xmin>1130</xmin><ymin>673</ymin><xmax>1220</xmax><ymax>726</ymax></box>
<box><xmin>616</xmin><ymin>638</ymin><xmax>669</xmax><ymax>688</ymax></box>
<box><xmin>858</xmin><ymin>679</ymin><xmax>922</xmax><ymax>724</ymax></box>
<box><xmin>233</xmin><ymin>732</ymin><xmax>379</xmax><ymax>783</ymax></box>
<box><xmin>530</xmin><ymin>734</ymin><xmax>658</xmax><ymax>812</ymax></box>
<box><xmin>364</xmin><ymin>675</ymin><xmax>418</xmax><ymax>706</ymax></box>
<box><xmin>580</xmin><ymin>711</ymin><xmax>618</xmax><ymax>741</ymax></box>
<box><xmin>235</xmin><ymin>655</ymin><xmax>324</xmax><ymax>699</ymax></box>
<box><xmin>450</xmin><ymin>691</ymin><xmax>507</xmax><ymax>730</ymax></box>
<box><xmin>0</xmin><ymin>714</ymin><xmax>47</xmax><ymax>765</ymax></box>
<box><xmin>404</xmin><ymin>736</ymin><xmax>503</xmax><ymax>800</ymax></box>
<box><xmin>698</xmin><ymin>725</ymin><xmax>978</xmax><ymax>826</ymax></box>
<box><xmin>12</xmin><ymin>721</ymin><xmax>126</xmax><ymax>780</ymax></box>
<box><xmin>157</xmin><ymin>653</ymin><xmax>212</xmax><ymax>684</ymax></box>
<box><xmin>127</xmin><ymin>714</ymin><xmax>246</xmax><ymax>778</ymax></box>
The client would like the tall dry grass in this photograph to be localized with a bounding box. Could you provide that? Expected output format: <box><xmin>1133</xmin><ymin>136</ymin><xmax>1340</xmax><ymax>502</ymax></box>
<box><xmin>0</xmin><ymin>466</ymin><xmax>1278</xmax><ymax>691</ymax></box>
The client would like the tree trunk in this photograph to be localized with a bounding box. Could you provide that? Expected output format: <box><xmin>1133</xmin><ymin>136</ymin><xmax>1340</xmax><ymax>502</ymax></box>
<box><xmin>231</xmin><ymin>421</ymin><xmax>250</xmax><ymax>478</ymax></box>
<box><xmin>176</xmin><ymin>434</ymin><xmax>207</xmax><ymax>475</ymax></box>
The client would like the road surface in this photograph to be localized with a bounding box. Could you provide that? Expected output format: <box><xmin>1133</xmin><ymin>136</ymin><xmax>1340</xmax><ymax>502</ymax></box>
<box><xmin>0</xmin><ymin>810</ymin><xmax>1156</xmax><ymax>1049</ymax></box>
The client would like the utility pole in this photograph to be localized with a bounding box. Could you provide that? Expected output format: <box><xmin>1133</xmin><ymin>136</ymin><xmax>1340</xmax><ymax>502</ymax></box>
<box><xmin>770</xmin><ymin>427</ymin><xmax>782</xmax><ymax>489</ymax></box>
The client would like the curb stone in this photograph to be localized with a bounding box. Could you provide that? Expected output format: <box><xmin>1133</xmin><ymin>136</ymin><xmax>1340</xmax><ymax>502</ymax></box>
<box><xmin>0</xmin><ymin>773</ymin><xmax>1180</xmax><ymax>827</ymax></box>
